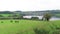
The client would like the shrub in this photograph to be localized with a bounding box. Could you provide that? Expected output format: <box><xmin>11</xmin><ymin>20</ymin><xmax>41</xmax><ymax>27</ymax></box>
<box><xmin>33</xmin><ymin>28</ymin><xmax>49</xmax><ymax>34</ymax></box>
<box><xmin>10</xmin><ymin>20</ymin><xmax>13</xmax><ymax>23</ymax></box>
<box><xmin>15</xmin><ymin>21</ymin><xmax>19</xmax><ymax>23</ymax></box>
<box><xmin>31</xmin><ymin>17</ymin><xmax>39</xmax><ymax>20</ymax></box>
<box><xmin>52</xmin><ymin>30</ymin><xmax>60</xmax><ymax>34</ymax></box>
<box><xmin>1</xmin><ymin>21</ymin><xmax>3</xmax><ymax>23</ymax></box>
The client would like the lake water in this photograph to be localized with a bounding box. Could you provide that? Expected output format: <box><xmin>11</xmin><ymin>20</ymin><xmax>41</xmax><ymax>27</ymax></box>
<box><xmin>39</xmin><ymin>16</ymin><xmax>60</xmax><ymax>21</ymax></box>
<box><xmin>23</xmin><ymin>16</ymin><xmax>60</xmax><ymax>21</ymax></box>
<box><xmin>50</xmin><ymin>17</ymin><xmax>60</xmax><ymax>21</ymax></box>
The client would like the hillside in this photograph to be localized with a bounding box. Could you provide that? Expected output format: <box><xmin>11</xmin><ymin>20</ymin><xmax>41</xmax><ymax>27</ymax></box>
<box><xmin>0</xmin><ymin>10</ymin><xmax>60</xmax><ymax>17</ymax></box>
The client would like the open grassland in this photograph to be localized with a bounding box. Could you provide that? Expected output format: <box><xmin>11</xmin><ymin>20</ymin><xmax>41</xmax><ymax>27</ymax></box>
<box><xmin>0</xmin><ymin>20</ymin><xmax>60</xmax><ymax>34</ymax></box>
<box><xmin>0</xmin><ymin>14</ymin><xmax>12</xmax><ymax>16</ymax></box>
<box><xmin>0</xmin><ymin>14</ymin><xmax>19</xmax><ymax>17</ymax></box>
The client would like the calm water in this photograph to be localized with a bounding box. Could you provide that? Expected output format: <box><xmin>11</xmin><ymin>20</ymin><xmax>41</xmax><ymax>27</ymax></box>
<box><xmin>23</xmin><ymin>16</ymin><xmax>60</xmax><ymax>21</ymax></box>
<box><xmin>50</xmin><ymin>17</ymin><xmax>60</xmax><ymax>21</ymax></box>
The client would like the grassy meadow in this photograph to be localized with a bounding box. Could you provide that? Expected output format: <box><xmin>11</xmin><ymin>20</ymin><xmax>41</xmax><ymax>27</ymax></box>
<box><xmin>0</xmin><ymin>19</ymin><xmax>60</xmax><ymax>34</ymax></box>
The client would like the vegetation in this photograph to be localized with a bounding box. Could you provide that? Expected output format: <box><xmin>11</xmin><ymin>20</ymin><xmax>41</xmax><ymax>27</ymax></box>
<box><xmin>0</xmin><ymin>10</ymin><xmax>60</xmax><ymax>34</ymax></box>
<box><xmin>42</xmin><ymin>13</ymin><xmax>52</xmax><ymax>21</ymax></box>
<box><xmin>31</xmin><ymin>17</ymin><xmax>39</xmax><ymax>20</ymax></box>
<box><xmin>0</xmin><ymin>20</ymin><xmax>59</xmax><ymax>34</ymax></box>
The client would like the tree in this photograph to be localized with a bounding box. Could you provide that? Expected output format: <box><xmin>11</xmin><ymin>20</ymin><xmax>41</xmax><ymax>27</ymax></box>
<box><xmin>31</xmin><ymin>17</ymin><xmax>39</xmax><ymax>20</ymax></box>
<box><xmin>42</xmin><ymin>13</ymin><xmax>52</xmax><ymax>21</ymax></box>
<box><xmin>0</xmin><ymin>15</ymin><xmax>3</xmax><ymax>17</ymax></box>
<box><xmin>0</xmin><ymin>15</ymin><xmax>4</xmax><ymax>19</ymax></box>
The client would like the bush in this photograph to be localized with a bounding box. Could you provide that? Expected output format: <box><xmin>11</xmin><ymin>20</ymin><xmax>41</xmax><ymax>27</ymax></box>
<box><xmin>15</xmin><ymin>21</ymin><xmax>19</xmax><ymax>23</ymax></box>
<box><xmin>52</xmin><ymin>30</ymin><xmax>60</xmax><ymax>34</ymax></box>
<box><xmin>1</xmin><ymin>21</ymin><xmax>3</xmax><ymax>23</ymax></box>
<box><xmin>31</xmin><ymin>17</ymin><xmax>39</xmax><ymax>20</ymax></box>
<box><xmin>33</xmin><ymin>28</ymin><xmax>49</xmax><ymax>34</ymax></box>
<box><xmin>10</xmin><ymin>20</ymin><xmax>13</xmax><ymax>22</ymax></box>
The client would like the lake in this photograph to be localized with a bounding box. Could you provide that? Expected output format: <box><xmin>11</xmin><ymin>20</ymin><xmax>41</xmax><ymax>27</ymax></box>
<box><xmin>23</xmin><ymin>16</ymin><xmax>60</xmax><ymax>21</ymax></box>
<box><xmin>50</xmin><ymin>17</ymin><xmax>60</xmax><ymax>21</ymax></box>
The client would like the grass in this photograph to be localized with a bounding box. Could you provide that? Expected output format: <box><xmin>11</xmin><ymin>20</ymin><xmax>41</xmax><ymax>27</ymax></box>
<box><xmin>0</xmin><ymin>14</ymin><xmax>12</xmax><ymax>17</ymax></box>
<box><xmin>0</xmin><ymin>19</ymin><xmax>60</xmax><ymax>34</ymax></box>
<box><xmin>0</xmin><ymin>14</ymin><xmax>19</xmax><ymax>17</ymax></box>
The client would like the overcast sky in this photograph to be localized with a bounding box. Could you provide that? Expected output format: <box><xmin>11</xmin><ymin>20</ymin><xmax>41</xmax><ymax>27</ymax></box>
<box><xmin>0</xmin><ymin>0</ymin><xmax>60</xmax><ymax>11</ymax></box>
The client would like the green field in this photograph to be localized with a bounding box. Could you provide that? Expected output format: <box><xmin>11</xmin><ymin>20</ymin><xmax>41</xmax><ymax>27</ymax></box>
<box><xmin>0</xmin><ymin>14</ymin><xmax>19</xmax><ymax>17</ymax></box>
<box><xmin>0</xmin><ymin>20</ymin><xmax>60</xmax><ymax>34</ymax></box>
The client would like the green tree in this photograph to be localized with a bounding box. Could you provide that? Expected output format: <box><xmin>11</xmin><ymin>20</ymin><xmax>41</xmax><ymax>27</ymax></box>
<box><xmin>0</xmin><ymin>15</ymin><xmax>4</xmax><ymax>19</ymax></box>
<box><xmin>43</xmin><ymin>13</ymin><xmax>52</xmax><ymax>21</ymax></box>
<box><xmin>0</xmin><ymin>15</ymin><xmax>3</xmax><ymax>17</ymax></box>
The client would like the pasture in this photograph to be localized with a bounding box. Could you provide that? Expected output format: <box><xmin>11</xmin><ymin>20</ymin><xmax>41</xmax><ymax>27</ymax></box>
<box><xmin>0</xmin><ymin>20</ymin><xmax>60</xmax><ymax>34</ymax></box>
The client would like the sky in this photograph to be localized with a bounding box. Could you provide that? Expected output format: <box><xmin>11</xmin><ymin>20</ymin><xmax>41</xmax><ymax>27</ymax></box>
<box><xmin>0</xmin><ymin>0</ymin><xmax>60</xmax><ymax>11</ymax></box>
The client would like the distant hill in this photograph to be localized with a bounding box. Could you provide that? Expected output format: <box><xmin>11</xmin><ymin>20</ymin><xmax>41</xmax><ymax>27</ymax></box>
<box><xmin>0</xmin><ymin>10</ymin><xmax>60</xmax><ymax>14</ymax></box>
<box><xmin>0</xmin><ymin>11</ymin><xmax>14</xmax><ymax>14</ymax></box>
<box><xmin>22</xmin><ymin>10</ymin><xmax>60</xmax><ymax>15</ymax></box>
<box><xmin>0</xmin><ymin>10</ymin><xmax>60</xmax><ymax>17</ymax></box>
